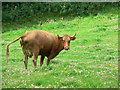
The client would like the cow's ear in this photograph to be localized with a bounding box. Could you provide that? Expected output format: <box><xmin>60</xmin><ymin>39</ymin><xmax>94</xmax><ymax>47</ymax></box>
<box><xmin>57</xmin><ymin>35</ymin><xmax>63</xmax><ymax>40</ymax></box>
<box><xmin>70</xmin><ymin>36</ymin><xmax>76</xmax><ymax>40</ymax></box>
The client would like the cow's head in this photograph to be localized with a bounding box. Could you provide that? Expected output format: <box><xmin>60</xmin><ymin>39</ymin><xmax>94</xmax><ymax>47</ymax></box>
<box><xmin>58</xmin><ymin>33</ymin><xmax>76</xmax><ymax>50</ymax></box>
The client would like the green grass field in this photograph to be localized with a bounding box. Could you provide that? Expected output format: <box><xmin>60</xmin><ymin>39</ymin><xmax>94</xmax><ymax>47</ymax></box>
<box><xmin>2</xmin><ymin>7</ymin><xmax>118</xmax><ymax>88</ymax></box>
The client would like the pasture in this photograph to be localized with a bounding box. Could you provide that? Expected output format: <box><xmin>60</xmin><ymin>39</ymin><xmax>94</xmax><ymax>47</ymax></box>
<box><xmin>2</xmin><ymin>7</ymin><xmax>118</xmax><ymax>88</ymax></box>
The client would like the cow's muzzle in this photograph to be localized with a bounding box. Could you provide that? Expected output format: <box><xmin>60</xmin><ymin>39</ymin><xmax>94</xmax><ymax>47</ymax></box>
<box><xmin>64</xmin><ymin>47</ymin><xmax>70</xmax><ymax>50</ymax></box>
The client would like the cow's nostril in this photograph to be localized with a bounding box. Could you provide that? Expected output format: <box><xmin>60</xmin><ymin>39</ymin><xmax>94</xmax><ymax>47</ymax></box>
<box><xmin>65</xmin><ymin>47</ymin><xmax>70</xmax><ymax>50</ymax></box>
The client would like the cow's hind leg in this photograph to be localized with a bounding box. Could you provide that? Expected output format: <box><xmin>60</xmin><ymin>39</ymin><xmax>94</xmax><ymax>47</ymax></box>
<box><xmin>22</xmin><ymin>49</ymin><xmax>28</xmax><ymax>70</ymax></box>
<box><xmin>20</xmin><ymin>40</ymin><xmax>28</xmax><ymax>69</ymax></box>
<box><xmin>24</xmin><ymin>54</ymin><xmax>28</xmax><ymax>69</ymax></box>
<box><xmin>40</xmin><ymin>56</ymin><xmax>45</xmax><ymax>66</ymax></box>
<box><xmin>21</xmin><ymin>46</ymin><xmax>28</xmax><ymax>69</ymax></box>
<box><xmin>32</xmin><ymin>54</ymin><xmax>38</xmax><ymax>69</ymax></box>
<box><xmin>32</xmin><ymin>50</ymin><xmax>39</xmax><ymax>69</ymax></box>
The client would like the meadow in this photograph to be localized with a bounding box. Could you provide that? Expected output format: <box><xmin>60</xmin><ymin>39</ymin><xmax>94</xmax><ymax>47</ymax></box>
<box><xmin>2</xmin><ymin>7</ymin><xmax>118</xmax><ymax>88</ymax></box>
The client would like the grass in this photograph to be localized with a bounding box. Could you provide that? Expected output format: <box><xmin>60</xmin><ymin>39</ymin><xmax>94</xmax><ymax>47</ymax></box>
<box><xmin>2</xmin><ymin>7</ymin><xmax>118</xmax><ymax>88</ymax></box>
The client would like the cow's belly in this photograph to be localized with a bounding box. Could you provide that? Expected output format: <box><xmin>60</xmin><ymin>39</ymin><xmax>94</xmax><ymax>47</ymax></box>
<box><xmin>39</xmin><ymin>49</ymin><xmax>51</xmax><ymax>57</ymax></box>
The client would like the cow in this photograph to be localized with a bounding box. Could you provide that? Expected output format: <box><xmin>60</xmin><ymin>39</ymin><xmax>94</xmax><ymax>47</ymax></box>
<box><xmin>6</xmin><ymin>30</ymin><xmax>76</xmax><ymax>69</ymax></box>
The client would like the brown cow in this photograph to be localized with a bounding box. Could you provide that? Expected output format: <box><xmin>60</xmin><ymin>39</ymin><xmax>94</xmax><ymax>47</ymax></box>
<box><xmin>6</xmin><ymin>30</ymin><xmax>76</xmax><ymax>69</ymax></box>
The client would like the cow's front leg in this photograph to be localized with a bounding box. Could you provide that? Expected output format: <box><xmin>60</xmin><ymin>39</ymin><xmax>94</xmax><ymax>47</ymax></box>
<box><xmin>40</xmin><ymin>55</ymin><xmax>45</xmax><ymax>66</ymax></box>
<box><xmin>47</xmin><ymin>58</ymin><xmax>51</xmax><ymax>66</ymax></box>
<box><xmin>46</xmin><ymin>53</ymin><xmax>55</xmax><ymax>66</ymax></box>
<box><xmin>47</xmin><ymin>50</ymin><xmax>56</xmax><ymax>66</ymax></box>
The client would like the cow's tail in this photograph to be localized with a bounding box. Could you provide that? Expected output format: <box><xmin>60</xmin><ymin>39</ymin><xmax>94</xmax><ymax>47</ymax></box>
<box><xmin>6</xmin><ymin>35</ymin><xmax>25</xmax><ymax>64</ymax></box>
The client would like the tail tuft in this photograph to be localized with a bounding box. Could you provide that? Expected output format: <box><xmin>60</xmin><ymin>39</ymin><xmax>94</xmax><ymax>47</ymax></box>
<box><xmin>6</xmin><ymin>45</ymin><xmax>9</xmax><ymax>64</ymax></box>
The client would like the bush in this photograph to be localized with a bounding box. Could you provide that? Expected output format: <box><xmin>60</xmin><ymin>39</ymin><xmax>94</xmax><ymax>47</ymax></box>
<box><xmin>2</xmin><ymin>2</ymin><xmax>118</xmax><ymax>23</ymax></box>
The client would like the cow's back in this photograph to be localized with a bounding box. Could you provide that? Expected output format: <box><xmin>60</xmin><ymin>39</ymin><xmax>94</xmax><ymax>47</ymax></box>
<box><xmin>22</xmin><ymin>30</ymin><xmax>58</xmax><ymax>56</ymax></box>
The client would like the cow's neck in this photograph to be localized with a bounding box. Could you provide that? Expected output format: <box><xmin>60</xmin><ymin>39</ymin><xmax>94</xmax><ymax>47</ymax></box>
<box><xmin>49</xmin><ymin>39</ymin><xmax>64</xmax><ymax>59</ymax></box>
<box><xmin>57</xmin><ymin>40</ymin><xmax>64</xmax><ymax>52</ymax></box>
<box><xmin>59</xmin><ymin>41</ymin><xmax>64</xmax><ymax>51</ymax></box>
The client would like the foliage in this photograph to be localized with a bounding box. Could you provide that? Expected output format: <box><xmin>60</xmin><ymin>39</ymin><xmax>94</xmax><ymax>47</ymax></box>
<box><xmin>2</xmin><ymin>6</ymin><xmax>118</xmax><ymax>88</ymax></box>
<box><xmin>2</xmin><ymin>2</ymin><xmax>118</xmax><ymax>23</ymax></box>
<box><xmin>2</xmin><ymin>2</ymin><xmax>118</xmax><ymax>33</ymax></box>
